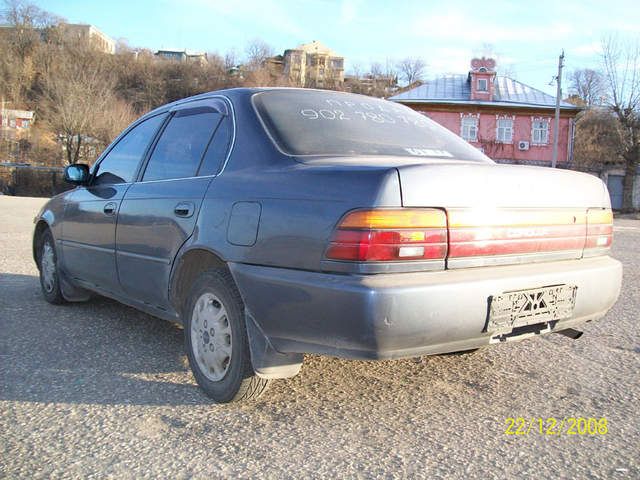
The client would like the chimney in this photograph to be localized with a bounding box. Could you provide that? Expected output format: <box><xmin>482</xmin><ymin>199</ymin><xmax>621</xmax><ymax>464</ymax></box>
<box><xmin>469</xmin><ymin>57</ymin><xmax>496</xmax><ymax>101</ymax></box>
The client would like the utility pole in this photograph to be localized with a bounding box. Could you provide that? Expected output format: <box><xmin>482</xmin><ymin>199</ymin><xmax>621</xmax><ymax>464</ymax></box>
<box><xmin>551</xmin><ymin>50</ymin><xmax>564</xmax><ymax>168</ymax></box>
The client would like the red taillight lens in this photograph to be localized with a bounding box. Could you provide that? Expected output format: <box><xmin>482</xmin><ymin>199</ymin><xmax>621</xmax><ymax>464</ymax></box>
<box><xmin>325</xmin><ymin>209</ymin><xmax>447</xmax><ymax>262</ymax></box>
<box><xmin>447</xmin><ymin>208</ymin><xmax>589</xmax><ymax>258</ymax></box>
<box><xmin>585</xmin><ymin>208</ymin><xmax>613</xmax><ymax>250</ymax></box>
<box><xmin>447</xmin><ymin>208</ymin><xmax>613</xmax><ymax>258</ymax></box>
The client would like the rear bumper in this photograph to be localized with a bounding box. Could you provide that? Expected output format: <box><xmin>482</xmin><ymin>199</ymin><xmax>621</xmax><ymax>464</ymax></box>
<box><xmin>229</xmin><ymin>256</ymin><xmax>622</xmax><ymax>360</ymax></box>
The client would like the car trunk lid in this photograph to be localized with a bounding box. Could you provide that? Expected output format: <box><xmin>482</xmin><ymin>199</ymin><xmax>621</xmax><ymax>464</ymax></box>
<box><xmin>397</xmin><ymin>163</ymin><xmax>612</xmax><ymax>268</ymax></box>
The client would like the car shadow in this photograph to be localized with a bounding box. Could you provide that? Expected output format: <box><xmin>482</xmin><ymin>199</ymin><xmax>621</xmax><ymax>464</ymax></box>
<box><xmin>0</xmin><ymin>272</ymin><xmax>499</xmax><ymax>409</ymax></box>
<box><xmin>0</xmin><ymin>272</ymin><xmax>210</xmax><ymax>406</ymax></box>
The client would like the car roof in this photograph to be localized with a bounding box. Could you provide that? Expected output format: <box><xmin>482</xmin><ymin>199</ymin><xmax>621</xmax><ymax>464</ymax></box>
<box><xmin>141</xmin><ymin>87</ymin><xmax>384</xmax><ymax>120</ymax></box>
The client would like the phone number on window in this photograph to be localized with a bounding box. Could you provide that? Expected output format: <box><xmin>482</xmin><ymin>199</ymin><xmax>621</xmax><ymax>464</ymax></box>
<box><xmin>504</xmin><ymin>417</ymin><xmax>608</xmax><ymax>436</ymax></box>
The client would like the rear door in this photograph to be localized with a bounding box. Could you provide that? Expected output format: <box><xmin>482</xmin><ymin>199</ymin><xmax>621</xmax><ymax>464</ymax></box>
<box><xmin>115</xmin><ymin>98</ymin><xmax>233</xmax><ymax>309</ymax></box>
<box><xmin>61</xmin><ymin>113</ymin><xmax>167</xmax><ymax>292</ymax></box>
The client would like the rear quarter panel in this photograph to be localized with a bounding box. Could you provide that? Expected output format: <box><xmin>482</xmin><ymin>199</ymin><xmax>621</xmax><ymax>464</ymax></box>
<box><xmin>191</xmin><ymin>165</ymin><xmax>401</xmax><ymax>271</ymax></box>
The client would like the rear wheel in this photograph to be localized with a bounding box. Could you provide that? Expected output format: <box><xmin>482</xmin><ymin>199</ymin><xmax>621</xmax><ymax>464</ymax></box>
<box><xmin>184</xmin><ymin>269</ymin><xmax>269</xmax><ymax>403</ymax></box>
<box><xmin>38</xmin><ymin>229</ymin><xmax>66</xmax><ymax>305</ymax></box>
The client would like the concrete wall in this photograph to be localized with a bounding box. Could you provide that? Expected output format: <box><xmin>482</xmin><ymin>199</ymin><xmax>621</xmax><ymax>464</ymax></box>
<box><xmin>601</xmin><ymin>168</ymin><xmax>640</xmax><ymax>210</ymax></box>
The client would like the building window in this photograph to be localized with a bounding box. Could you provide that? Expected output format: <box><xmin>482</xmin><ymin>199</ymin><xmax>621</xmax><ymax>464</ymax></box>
<box><xmin>496</xmin><ymin>118</ymin><xmax>513</xmax><ymax>143</ymax></box>
<box><xmin>532</xmin><ymin>119</ymin><xmax>549</xmax><ymax>144</ymax></box>
<box><xmin>477</xmin><ymin>78</ymin><xmax>488</xmax><ymax>92</ymax></box>
<box><xmin>461</xmin><ymin>116</ymin><xmax>478</xmax><ymax>142</ymax></box>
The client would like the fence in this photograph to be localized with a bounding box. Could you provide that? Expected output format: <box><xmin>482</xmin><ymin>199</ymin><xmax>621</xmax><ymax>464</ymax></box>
<box><xmin>0</xmin><ymin>164</ymin><xmax>72</xmax><ymax>197</ymax></box>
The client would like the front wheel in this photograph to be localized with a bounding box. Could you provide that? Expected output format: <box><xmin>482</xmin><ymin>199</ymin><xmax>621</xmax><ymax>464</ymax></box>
<box><xmin>184</xmin><ymin>269</ymin><xmax>269</xmax><ymax>403</ymax></box>
<box><xmin>38</xmin><ymin>229</ymin><xmax>66</xmax><ymax>305</ymax></box>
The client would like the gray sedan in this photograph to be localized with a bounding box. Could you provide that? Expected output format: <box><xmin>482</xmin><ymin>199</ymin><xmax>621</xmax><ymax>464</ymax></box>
<box><xmin>33</xmin><ymin>88</ymin><xmax>622</xmax><ymax>402</ymax></box>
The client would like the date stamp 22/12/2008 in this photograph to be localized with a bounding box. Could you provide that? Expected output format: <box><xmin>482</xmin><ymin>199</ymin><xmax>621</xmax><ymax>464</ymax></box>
<box><xmin>505</xmin><ymin>417</ymin><xmax>608</xmax><ymax>436</ymax></box>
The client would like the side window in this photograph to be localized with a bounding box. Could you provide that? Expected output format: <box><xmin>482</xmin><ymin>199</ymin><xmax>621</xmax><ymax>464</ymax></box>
<box><xmin>198</xmin><ymin>117</ymin><xmax>233</xmax><ymax>176</ymax></box>
<box><xmin>93</xmin><ymin>114</ymin><xmax>166</xmax><ymax>185</ymax></box>
<box><xmin>142</xmin><ymin>110</ymin><xmax>222</xmax><ymax>182</ymax></box>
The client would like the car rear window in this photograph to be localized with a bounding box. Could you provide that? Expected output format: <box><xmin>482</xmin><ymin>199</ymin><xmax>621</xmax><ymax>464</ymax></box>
<box><xmin>253</xmin><ymin>90</ymin><xmax>490</xmax><ymax>161</ymax></box>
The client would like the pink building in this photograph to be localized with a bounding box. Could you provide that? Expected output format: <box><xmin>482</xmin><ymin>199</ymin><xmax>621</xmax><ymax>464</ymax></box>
<box><xmin>389</xmin><ymin>58</ymin><xmax>581</xmax><ymax>166</ymax></box>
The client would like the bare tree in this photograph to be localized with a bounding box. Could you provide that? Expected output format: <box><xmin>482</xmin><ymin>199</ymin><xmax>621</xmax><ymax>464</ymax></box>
<box><xmin>396</xmin><ymin>57</ymin><xmax>426</xmax><ymax>85</ymax></box>
<box><xmin>0</xmin><ymin>0</ymin><xmax>62</xmax><ymax>107</ymax></box>
<box><xmin>602</xmin><ymin>36</ymin><xmax>640</xmax><ymax>211</ymax></box>
<box><xmin>245</xmin><ymin>39</ymin><xmax>274</xmax><ymax>70</ymax></box>
<box><xmin>41</xmin><ymin>43</ymin><xmax>130</xmax><ymax>164</ymax></box>
<box><xmin>1</xmin><ymin>0</ymin><xmax>61</xmax><ymax>58</ymax></box>
<box><xmin>1</xmin><ymin>0</ymin><xmax>59</xmax><ymax>27</ymax></box>
<box><xmin>569</xmin><ymin>68</ymin><xmax>606</xmax><ymax>106</ymax></box>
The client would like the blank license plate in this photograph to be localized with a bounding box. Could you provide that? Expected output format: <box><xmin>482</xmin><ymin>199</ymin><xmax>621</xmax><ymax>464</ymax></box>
<box><xmin>488</xmin><ymin>284</ymin><xmax>577</xmax><ymax>332</ymax></box>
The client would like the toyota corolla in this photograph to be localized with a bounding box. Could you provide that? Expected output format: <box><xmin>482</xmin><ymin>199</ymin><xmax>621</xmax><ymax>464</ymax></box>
<box><xmin>33</xmin><ymin>88</ymin><xmax>622</xmax><ymax>402</ymax></box>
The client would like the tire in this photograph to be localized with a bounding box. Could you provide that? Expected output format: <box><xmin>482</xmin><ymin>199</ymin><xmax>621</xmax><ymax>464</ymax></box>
<box><xmin>38</xmin><ymin>229</ymin><xmax>66</xmax><ymax>305</ymax></box>
<box><xmin>184</xmin><ymin>269</ymin><xmax>269</xmax><ymax>403</ymax></box>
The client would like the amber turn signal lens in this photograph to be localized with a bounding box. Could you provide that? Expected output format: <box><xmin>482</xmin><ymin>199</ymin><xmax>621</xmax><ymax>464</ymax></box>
<box><xmin>338</xmin><ymin>209</ymin><xmax>447</xmax><ymax>229</ymax></box>
<box><xmin>586</xmin><ymin>208</ymin><xmax>613</xmax><ymax>225</ymax></box>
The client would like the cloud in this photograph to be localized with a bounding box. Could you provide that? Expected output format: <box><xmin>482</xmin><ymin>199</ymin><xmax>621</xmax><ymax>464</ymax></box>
<box><xmin>339</xmin><ymin>0</ymin><xmax>364</xmax><ymax>25</ymax></box>
<box><xmin>408</xmin><ymin>9</ymin><xmax>574</xmax><ymax>44</ymax></box>
<box><xmin>571</xmin><ymin>42</ymin><xmax>602</xmax><ymax>57</ymax></box>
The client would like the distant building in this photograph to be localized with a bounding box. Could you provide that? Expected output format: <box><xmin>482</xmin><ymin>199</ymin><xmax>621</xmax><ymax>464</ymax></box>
<box><xmin>0</xmin><ymin>22</ymin><xmax>115</xmax><ymax>54</ymax></box>
<box><xmin>61</xmin><ymin>24</ymin><xmax>115</xmax><ymax>54</ymax></box>
<box><xmin>0</xmin><ymin>108</ymin><xmax>34</xmax><ymax>130</ymax></box>
<box><xmin>0</xmin><ymin>108</ymin><xmax>34</xmax><ymax>144</ymax></box>
<box><xmin>389</xmin><ymin>57</ymin><xmax>581</xmax><ymax>166</ymax></box>
<box><xmin>281</xmin><ymin>41</ymin><xmax>344</xmax><ymax>88</ymax></box>
<box><xmin>155</xmin><ymin>49</ymin><xmax>208</xmax><ymax>65</ymax></box>
<box><xmin>344</xmin><ymin>73</ymin><xmax>398</xmax><ymax>96</ymax></box>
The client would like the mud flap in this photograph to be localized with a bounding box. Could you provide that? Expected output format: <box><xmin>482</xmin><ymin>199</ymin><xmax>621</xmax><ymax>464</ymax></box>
<box><xmin>59</xmin><ymin>270</ymin><xmax>92</xmax><ymax>302</ymax></box>
<box><xmin>245</xmin><ymin>311</ymin><xmax>302</xmax><ymax>379</ymax></box>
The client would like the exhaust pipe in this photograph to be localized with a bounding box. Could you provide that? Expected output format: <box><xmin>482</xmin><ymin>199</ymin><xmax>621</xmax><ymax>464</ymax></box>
<box><xmin>556</xmin><ymin>328</ymin><xmax>583</xmax><ymax>340</ymax></box>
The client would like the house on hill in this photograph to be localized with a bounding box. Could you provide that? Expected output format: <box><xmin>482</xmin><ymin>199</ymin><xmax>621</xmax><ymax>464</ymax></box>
<box><xmin>389</xmin><ymin>57</ymin><xmax>581</xmax><ymax>166</ymax></box>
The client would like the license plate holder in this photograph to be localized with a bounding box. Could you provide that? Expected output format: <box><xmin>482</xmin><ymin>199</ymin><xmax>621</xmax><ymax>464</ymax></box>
<box><xmin>488</xmin><ymin>284</ymin><xmax>577</xmax><ymax>332</ymax></box>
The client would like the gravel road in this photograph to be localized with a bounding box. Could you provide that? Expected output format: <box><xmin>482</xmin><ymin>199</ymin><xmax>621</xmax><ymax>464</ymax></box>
<box><xmin>1</xmin><ymin>195</ymin><xmax>638</xmax><ymax>479</ymax></box>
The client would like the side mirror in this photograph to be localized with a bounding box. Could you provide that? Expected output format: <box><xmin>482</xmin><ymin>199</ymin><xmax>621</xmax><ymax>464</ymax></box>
<box><xmin>64</xmin><ymin>164</ymin><xmax>90</xmax><ymax>185</ymax></box>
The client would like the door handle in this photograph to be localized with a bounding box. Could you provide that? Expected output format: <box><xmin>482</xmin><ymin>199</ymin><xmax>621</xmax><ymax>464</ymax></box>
<box><xmin>174</xmin><ymin>202</ymin><xmax>195</xmax><ymax>218</ymax></box>
<box><xmin>103</xmin><ymin>202</ymin><xmax>117</xmax><ymax>216</ymax></box>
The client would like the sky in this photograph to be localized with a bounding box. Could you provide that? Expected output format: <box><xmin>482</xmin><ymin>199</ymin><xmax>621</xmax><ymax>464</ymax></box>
<box><xmin>36</xmin><ymin>0</ymin><xmax>640</xmax><ymax>95</ymax></box>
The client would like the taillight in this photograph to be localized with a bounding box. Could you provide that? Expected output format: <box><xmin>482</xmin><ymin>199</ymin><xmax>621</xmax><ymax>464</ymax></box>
<box><xmin>325</xmin><ymin>209</ymin><xmax>447</xmax><ymax>262</ymax></box>
<box><xmin>447</xmin><ymin>208</ymin><xmax>588</xmax><ymax>258</ymax></box>
<box><xmin>585</xmin><ymin>208</ymin><xmax>613</xmax><ymax>250</ymax></box>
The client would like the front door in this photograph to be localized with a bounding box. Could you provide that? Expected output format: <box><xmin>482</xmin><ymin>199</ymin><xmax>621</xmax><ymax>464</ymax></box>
<box><xmin>60</xmin><ymin>113</ymin><xmax>167</xmax><ymax>293</ymax></box>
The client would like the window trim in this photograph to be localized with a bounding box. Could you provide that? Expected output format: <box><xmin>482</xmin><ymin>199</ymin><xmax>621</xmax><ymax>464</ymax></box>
<box><xmin>477</xmin><ymin>78</ymin><xmax>488</xmax><ymax>92</ymax></box>
<box><xmin>496</xmin><ymin>117</ymin><xmax>514</xmax><ymax>144</ymax></box>
<box><xmin>460</xmin><ymin>115</ymin><xmax>479</xmax><ymax>142</ymax></box>
<box><xmin>531</xmin><ymin>118</ymin><xmax>550</xmax><ymax>145</ymax></box>
<box><xmin>195</xmin><ymin>116</ymin><xmax>232</xmax><ymax>177</ymax></box>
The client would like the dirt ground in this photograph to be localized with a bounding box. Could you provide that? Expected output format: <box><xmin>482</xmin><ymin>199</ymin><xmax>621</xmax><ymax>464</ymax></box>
<box><xmin>1</xmin><ymin>196</ymin><xmax>638</xmax><ymax>479</ymax></box>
